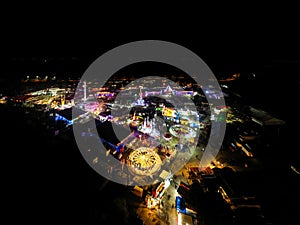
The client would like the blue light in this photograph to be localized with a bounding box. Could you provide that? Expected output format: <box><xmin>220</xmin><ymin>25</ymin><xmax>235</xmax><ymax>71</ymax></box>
<box><xmin>55</xmin><ymin>113</ymin><xmax>73</xmax><ymax>126</ymax></box>
<box><xmin>175</xmin><ymin>196</ymin><xmax>186</xmax><ymax>214</ymax></box>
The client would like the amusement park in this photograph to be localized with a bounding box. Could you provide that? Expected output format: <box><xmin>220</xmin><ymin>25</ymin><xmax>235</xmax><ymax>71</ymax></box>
<box><xmin>69</xmin><ymin>76</ymin><xmax>226</xmax><ymax>217</ymax></box>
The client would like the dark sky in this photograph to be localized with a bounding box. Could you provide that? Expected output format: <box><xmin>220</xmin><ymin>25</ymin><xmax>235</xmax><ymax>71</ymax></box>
<box><xmin>2</xmin><ymin>38</ymin><xmax>300</xmax><ymax>77</ymax></box>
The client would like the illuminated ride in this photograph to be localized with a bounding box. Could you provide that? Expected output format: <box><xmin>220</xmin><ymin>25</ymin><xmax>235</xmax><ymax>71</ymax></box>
<box><xmin>169</xmin><ymin>124</ymin><xmax>197</xmax><ymax>139</ymax></box>
<box><xmin>127</xmin><ymin>147</ymin><xmax>162</xmax><ymax>176</ymax></box>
